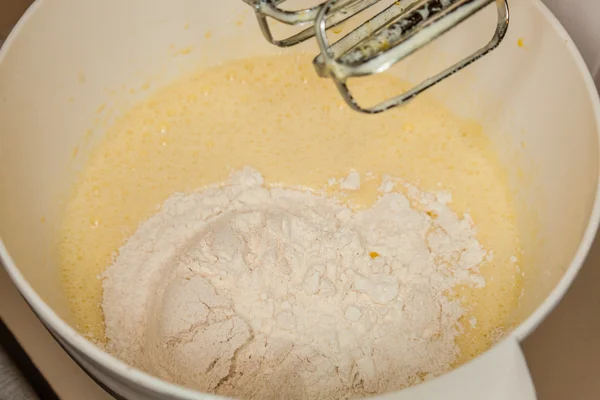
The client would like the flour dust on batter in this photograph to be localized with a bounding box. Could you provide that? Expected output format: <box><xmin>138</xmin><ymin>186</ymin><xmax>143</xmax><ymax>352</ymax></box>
<box><xmin>60</xmin><ymin>53</ymin><xmax>523</xmax><ymax>397</ymax></box>
<box><xmin>102</xmin><ymin>168</ymin><xmax>489</xmax><ymax>398</ymax></box>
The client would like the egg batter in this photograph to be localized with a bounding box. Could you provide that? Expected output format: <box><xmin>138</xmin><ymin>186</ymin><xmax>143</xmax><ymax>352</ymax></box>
<box><xmin>59</xmin><ymin>53</ymin><xmax>522</xmax><ymax>372</ymax></box>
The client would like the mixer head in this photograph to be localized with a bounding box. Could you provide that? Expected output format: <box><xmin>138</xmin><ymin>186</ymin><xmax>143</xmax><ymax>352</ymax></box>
<box><xmin>243</xmin><ymin>0</ymin><xmax>509</xmax><ymax>113</ymax></box>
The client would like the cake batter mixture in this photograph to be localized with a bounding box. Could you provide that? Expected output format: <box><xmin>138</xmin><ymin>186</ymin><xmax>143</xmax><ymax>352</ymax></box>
<box><xmin>59</xmin><ymin>53</ymin><xmax>523</xmax><ymax>396</ymax></box>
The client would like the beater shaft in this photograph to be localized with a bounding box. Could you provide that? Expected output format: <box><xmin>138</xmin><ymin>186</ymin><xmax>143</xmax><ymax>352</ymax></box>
<box><xmin>243</xmin><ymin>0</ymin><xmax>381</xmax><ymax>47</ymax></box>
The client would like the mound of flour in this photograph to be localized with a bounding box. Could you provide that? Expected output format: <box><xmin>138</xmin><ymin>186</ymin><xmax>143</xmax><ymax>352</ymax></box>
<box><xmin>101</xmin><ymin>168</ymin><xmax>488</xmax><ymax>399</ymax></box>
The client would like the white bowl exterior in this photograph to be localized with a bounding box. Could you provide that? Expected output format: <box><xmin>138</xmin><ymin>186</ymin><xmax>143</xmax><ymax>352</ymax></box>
<box><xmin>0</xmin><ymin>0</ymin><xmax>599</xmax><ymax>398</ymax></box>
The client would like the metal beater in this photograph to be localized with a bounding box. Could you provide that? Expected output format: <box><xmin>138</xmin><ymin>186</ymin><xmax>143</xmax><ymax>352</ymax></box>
<box><xmin>243</xmin><ymin>0</ymin><xmax>509</xmax><ymax>113</ymax></box>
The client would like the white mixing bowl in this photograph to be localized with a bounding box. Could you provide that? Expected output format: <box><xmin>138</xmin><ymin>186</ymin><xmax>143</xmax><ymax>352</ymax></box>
<box><xmin>1</xmin><ymin>0</ymin><xmax>599</xmax><ymax>399</ymax></box>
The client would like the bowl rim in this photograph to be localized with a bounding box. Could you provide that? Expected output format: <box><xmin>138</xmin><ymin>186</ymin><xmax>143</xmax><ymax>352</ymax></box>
<box><xmin>1</xmin><ymin>0</ymin><xmax>599</xmax><ymax>398</ymax></box>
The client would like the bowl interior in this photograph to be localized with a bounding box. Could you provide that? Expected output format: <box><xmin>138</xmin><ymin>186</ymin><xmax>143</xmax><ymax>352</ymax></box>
<box><xmin>0</xmin><ymin>0</ymin><xmax>598</xmax><ymax>356</ymax></box>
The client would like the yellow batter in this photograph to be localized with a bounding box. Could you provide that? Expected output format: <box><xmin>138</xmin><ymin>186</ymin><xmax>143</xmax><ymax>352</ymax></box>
<box><xmin>59</xmin><ymin>53</ymin><xmax>522</xmax><ymax>368</ymax></box>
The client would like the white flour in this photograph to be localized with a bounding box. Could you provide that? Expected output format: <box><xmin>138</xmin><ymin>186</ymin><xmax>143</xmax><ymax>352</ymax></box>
<box><xmin>102</xmin><ymin>168</ymin><xmax>488</xmax><ymax>399</ymax></box>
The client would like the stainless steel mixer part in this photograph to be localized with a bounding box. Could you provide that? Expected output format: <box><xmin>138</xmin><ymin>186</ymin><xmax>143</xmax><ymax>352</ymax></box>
<box><xmin>244</xmin><ymin>0</ymin><xmax>509</xmax><ymax>113</ymax></box>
